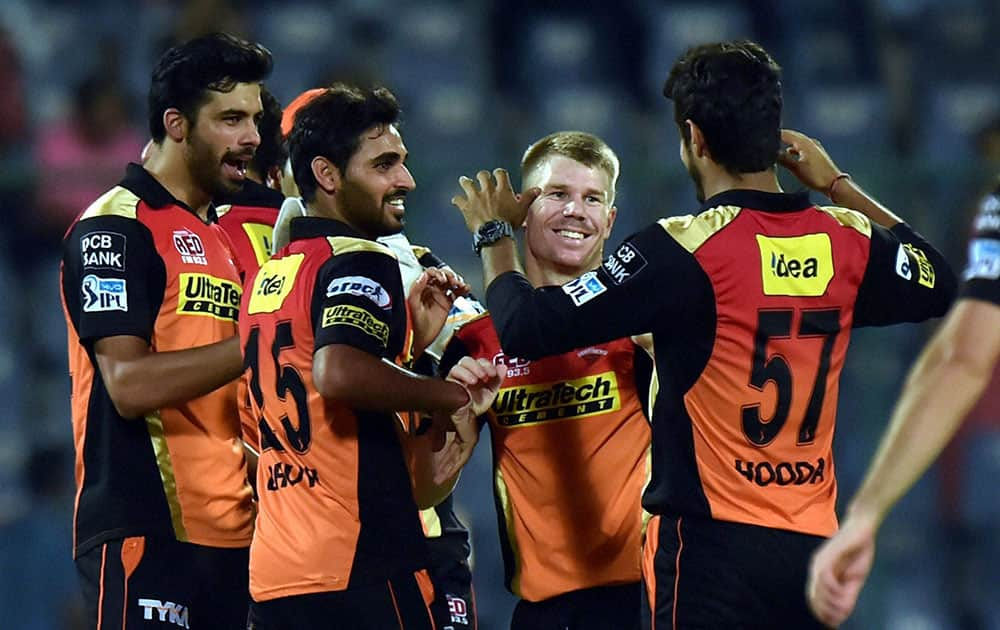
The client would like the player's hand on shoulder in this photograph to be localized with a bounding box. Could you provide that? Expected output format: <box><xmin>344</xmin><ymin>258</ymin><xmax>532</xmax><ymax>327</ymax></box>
<box><xmin>408</xmin><ymin>268</ymin><xmax>470</xmax><ymax>355</ymax></box>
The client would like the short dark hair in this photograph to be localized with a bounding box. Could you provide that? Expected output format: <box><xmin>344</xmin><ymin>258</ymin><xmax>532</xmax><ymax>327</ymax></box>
<box><xmin>148</xmin><ymin>32</ymin><xmax>272</xmax><ymax>141</ymax></box>
<box><xmin>250</xmin><ymin>85</ymin><xmax>286</xmax><ymax>179</ymax></box>
<box><xmin>664</xmin><ymin>40</ymin><xmax>782</xmax><ymax>174</ymax></box>
<box><xmin>288</xmin><ymin>83</ymin><xmax>402</xmax><ymax>203</ymax></box>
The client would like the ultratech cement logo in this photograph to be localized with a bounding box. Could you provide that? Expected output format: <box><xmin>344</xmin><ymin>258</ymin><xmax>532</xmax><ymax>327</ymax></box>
<box><xmin>176</xmin><ymin>273</ymin><xmax>240</xmax><ymax>321</ymax></box>
<box><xmin>491</xmin><ymin>371</ymin><xmax>620</xmax><ymax>427</ymax></box>
<box><xmin>903</xmin><ymin>243</ymin><xmax>935</xmax><ymax>288</ymax></box>
<box><xmin>321</xmin><ymin>304</ymin><xmax>389</xmax><ymax>345</ymax></box>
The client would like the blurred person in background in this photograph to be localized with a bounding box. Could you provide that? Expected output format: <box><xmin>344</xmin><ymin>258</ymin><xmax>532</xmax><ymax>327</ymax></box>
<box><xmin>808</xmin><ymin>181</ymin><xmax>1000</xmax><ymax>628</ymax></box>
<box><xmin>35</xmin><ymin>72</ymin><xmax>144</xmax><ymax>245</ymax></box>
<box><xmin>60</xmin><ymin>32</ymin><xmax>271</xmax><ymax>628</ymax></box>
<box><xmin>452</xmin><ymin>40</ymin><xmax>957</xmax><ymax>628</ymax></box>
<box><xmin>438</xmin><ymin>131</ymin><xmax>651</xmax><ymax>630</ymax></box>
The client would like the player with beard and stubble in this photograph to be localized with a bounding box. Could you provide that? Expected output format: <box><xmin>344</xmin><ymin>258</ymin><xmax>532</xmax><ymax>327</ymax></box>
<box><xmin>243</xmin><ymin>84</ymin><xmax>502</xmax><ymax>630</ymax></box>
<box><xmin>452</xmin><ymin>41</ymin><xmax>958</xmax><ymax>628</ymax></box>
<box><xmin>60</xmin><ymin>33</ymin><xmax>271</xmax><ymax>628</ymax></box>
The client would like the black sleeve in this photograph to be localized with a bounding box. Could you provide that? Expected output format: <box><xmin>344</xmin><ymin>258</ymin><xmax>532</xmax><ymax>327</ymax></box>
<box><xmin>959</xmin><ymin>192</ymin><xmax>1000</xmax><ymax>306</ymax></box>
<box><xmin>853</xmin><ymin>222</ymin><xmax>958</xmax><ymax>327</ymax></box>
<box><xmin>311</xmin><ymin>252</ymin><xmax>401</xmax><ymax>356</ymax></box>
<box><xmin>437</xmin><ymin>332</ymin><xmax>472</xmax><ymax>378</ymax></box>
<box><xmin>61</xmin><ymin>216</ymin><xmax>165</xmax><ymax>346</ymax></box>
<box><xmin>485</xmin><ymin>223</ymin><xmax>707</xmax><ymax>360</ymax></box>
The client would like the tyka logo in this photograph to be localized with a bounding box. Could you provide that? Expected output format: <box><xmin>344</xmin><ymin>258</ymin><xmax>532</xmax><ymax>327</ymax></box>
<box><xmin>137</xmin><ymin>599</ymin><xmax>190</xmax><ymax>628</ymax></box>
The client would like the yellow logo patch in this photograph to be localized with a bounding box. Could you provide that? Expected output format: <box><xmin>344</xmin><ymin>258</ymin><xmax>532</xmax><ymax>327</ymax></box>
<box><xmin>321</xmin><ymin>304</ymin><xmax>389</xmax><ymax>345</ymax></box>
<box><xmin>248</xmin><ymin>254</ymin><xmax>304</xmax><ymax>314</ymax></box>
<box><xmin>242</xmin><ymin>222</ymin><xmax>275</xmax><ymax>267</ymax></box>
<box><xmin>904</xmin><ymin>244</ymin><xmax>935</xmax><ymax>288</ymax></box>
<box><xmin>491</xmin><ymin>371</ymin><xmax>621</xmax><ymax>427</ymax></box>
<box><xmin>756</xmin><ymin>234</ymin><xmax>834</xmax><ymax>297</ymax></box>
<box><xmin>176</xmin><ymin>273</ymin><xmax>241</xmax><ymax>321</ymax></box>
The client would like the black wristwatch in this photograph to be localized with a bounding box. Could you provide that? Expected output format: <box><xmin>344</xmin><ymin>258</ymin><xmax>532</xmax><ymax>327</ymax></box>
<box><xmin>472</xmin><ymin>219</ymin><xmax>514</xmax><ymax>256</ymax></box>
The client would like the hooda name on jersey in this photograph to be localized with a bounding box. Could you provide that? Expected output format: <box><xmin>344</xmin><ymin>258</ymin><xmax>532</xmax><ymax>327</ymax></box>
<box><xmin>492</xmin><ymin>371</ymin><xmax>620</xmax><ymax>427</ymax></box>
<box><xmin>176</xmin><ymin>273</ymin><xmax>240</xmax><ymax>321</ymax></box>
<box><xmin>735</xmin><ymin>457</ymin><xmax>826</xmax><ymax>487</ymax></box>
<box><xmin>756</xmin><ymin>233</ymin><xmax>834</xmax><ymax>297</ymax></box>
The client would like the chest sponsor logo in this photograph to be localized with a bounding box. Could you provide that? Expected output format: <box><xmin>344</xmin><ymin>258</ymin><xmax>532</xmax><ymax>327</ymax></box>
<box><xmin>903</xmin><ymin>243</ymin><xmax>935</xmax><ymax>288</ymax></box>
<box><xmin>602</xmin><ymin>242</ymin><xmax>647</xmax><ymax>284</ymax></box>
<box><xmin>326</xmin><ymin>275</ymin><xmax>392</xmax><ymax>309</ymax></box>
<box><xmin>172</xmin><ymin>228</ymin><xmax>207</xmax><ymax>265</ymax></box>
<box><xmin>321</xmin><ymin>304</ymin><xmax>389</xmax><ymax>345</ymax></box>
<box><xmin>81</xmin><ymin>275</ymin><xmax>127</xmax><ymax>312</ymax></box>
<box><xmin>137</xmin><ymin>598</ymin><xmax>189</xmax><ymax>628</ymax></box>
<box><xmin>248</xmin><ymin>254</ymin><xmax>304</xmax><ymax>314</ymax></box>
<box><xmin>964</xmin><ymin>238</ymin><xmax>1000</xmax><ymax>281</ymax></box>
<box><xmin>80</xmin><ymin>231</ymin><xmax>126</xmax><ymax>271</ymax></box>
<box><xmin>176</xmin><ymin>273</ymin><xmax>240</xmax><ymax>321</ymax></box>
<box><xmin>562</xmin><ymin>271</ymin><xmax>607</xmax><ymax>306</ymax></box>
<box><xmin>756</xmin><ymin>233</ymin><xmax>834</xmax><ymax>297</ymax></box>
<box><xmin>491</xmin><ymin>370</ymin><xmax>620</xmax><ymax>427</ymax></box>
<box><xmin>241</xmin><ymin>221</ymin><xmax>274</xmax><ymax>267</ymax></box>
<box><xmin>492</xmin><ymin>351</ymin><xmax>531</xmax><ymax>378</ymax></box>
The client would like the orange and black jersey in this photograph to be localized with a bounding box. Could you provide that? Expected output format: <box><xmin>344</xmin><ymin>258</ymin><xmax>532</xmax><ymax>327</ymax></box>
<box><xmin>215</xmin><ymin>180</ymin><xmax>283</xmax><ymax>445</ymax></box>
<box><xmin>961</xmin><ymin>188</ymin><xmax>1000</xmax><ymax>306</ymax></box>
<box><xmin>241</xmin><ymin>216</ymin><xmax>426</xmax><ymax>602</ymax></box>
<box><xmin>61</xmin><ymin>163</ymin><xmax>253</xmax><ymax>558</ymax></box>
<box><xmin>439</xmin><ymin>315</ymin><xmax>650</xmax><ymax>602</ymax></box>
<box><xmin>486</xmin><ymin>189</ymin><xmax>957</xmax><ymax>537</ymax></box>
<box><xmin>216</xmin><ymin>179</ymin><xmax>283</xmax><ymax>282</ymax></box>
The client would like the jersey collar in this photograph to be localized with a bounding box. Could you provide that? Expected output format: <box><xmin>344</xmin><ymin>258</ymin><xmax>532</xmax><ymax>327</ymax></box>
<box><xmin>699</xmin><ymin>189</ymin><xmax>813</xmax><ymax>214</ymax></box>
<box><xmin>289</xmin><ymin>216</ymin><xmax>366</xmax><ymax>242</ymax></box>
<box><xmin>120</xmin><ymin>163</ymin><xmax>219</xmax><ymax>223</ymax></box>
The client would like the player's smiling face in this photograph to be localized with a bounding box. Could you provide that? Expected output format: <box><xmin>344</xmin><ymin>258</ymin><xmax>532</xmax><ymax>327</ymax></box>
<box><xmin>524</xmin><ymin>155</ymin><xmax>617</xmax><ymax>275</ymax></box>
<box><xmin>338</xmin><ymin>124</ymin><xmax>414</xmax><ymax>239</ymax></box>
<box><xmin>185</xmin><ymin>82</ymin><xmax>263</xmax><ymax>197</ymax></box>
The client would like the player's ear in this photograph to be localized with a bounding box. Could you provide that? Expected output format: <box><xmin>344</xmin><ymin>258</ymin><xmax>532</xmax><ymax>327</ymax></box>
<box><xmin>163</xmin><ymin>108</ymin><xmax>188</xmax><ymax>142</ymax></box>
<box><xmin>604</xmin><ymin>206</ymin><xmax>618</xmax><ymax>238</ymax></box>
<box><xmin>312</xmin><ymin>157</ymin><xmax>341</xmax><ymax>195</ymax></box>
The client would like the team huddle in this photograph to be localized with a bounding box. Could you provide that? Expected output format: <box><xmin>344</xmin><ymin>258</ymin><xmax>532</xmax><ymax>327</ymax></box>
<box><xmin>59</xmin><ymin>30</ymin><xmax>998</xmax><ymax>630</ymax></box>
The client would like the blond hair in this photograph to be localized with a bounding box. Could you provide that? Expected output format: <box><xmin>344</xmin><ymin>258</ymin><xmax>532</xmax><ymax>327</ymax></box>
<box><xmin>521</xmin><ymin>131</ymin><xmax>620</xmax><ymax>204</ymax></box>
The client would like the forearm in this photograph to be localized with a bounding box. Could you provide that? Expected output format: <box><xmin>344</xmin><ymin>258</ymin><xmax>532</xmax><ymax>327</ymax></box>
<box><xmin>848</xmin><ymin>318</ymin><xmax>994</xmax><ymax>524</ymax></box>
<box><xmin>830</xmin><ymin>177</ymin><xmax>902</xmax><ymax>228</ymax></box>
<box><xmin>315</xmin><ymin>345</ymin><xmax>468</xmax><ymax>413</ymax></box>
<box><xmin>480</xmin><ymin>237</ymin><xmax>523</xmax><ymax>291</ymax></box>
<box><xmin>98</xmin><ymin>336</ymin><xmax>243</xmax><ymax>417</ymax></box>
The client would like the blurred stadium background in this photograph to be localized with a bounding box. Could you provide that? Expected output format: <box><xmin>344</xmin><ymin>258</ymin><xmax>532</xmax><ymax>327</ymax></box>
<box><xmin>1</xmin><ymin>0</ymin><xmax>998</xmax><ymax>628</ymax></box>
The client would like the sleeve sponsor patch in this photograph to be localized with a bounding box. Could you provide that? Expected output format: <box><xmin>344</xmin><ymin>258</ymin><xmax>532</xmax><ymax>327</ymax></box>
<box><xmin>562</xmin><ymin>271</ymin><xmax>607</xmax><ymax>306</ymax></box>
<box><xmin>894</xmin><ymin>243</ymin><xmax>912</xmax><ymax>280</ymax></box>
<box><xmin>326</xmin><ymin>275</ymin><xmax>392</xmax><ymax>309</ymax></box>
<box><xmin>81</xmin><ymin>275</ymin><xmax>128</xmax><ymax>312</ymax></box>
<box><xmin>80</xmin><ymin>231</ymin><xmax>126</xmax><ymax>271</ymax></box>
<box><xmin>964</xmin><ymin>238</ymin><xmax>1000</xmax><ymax>281</ymax></box>
<box><xmin>903</xmin><ymin>243</ymin><xmax>935</xmax><ymax>288</ymax></box>
<box><xmin>601</xmin><ymin>242</ymin><xmax>647</xmax><ymax>284</ymax></box>
<box><xmin>321</xmin><ymin>304</ymin><xmax>389</xmax><ymax>345</ymax></box>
